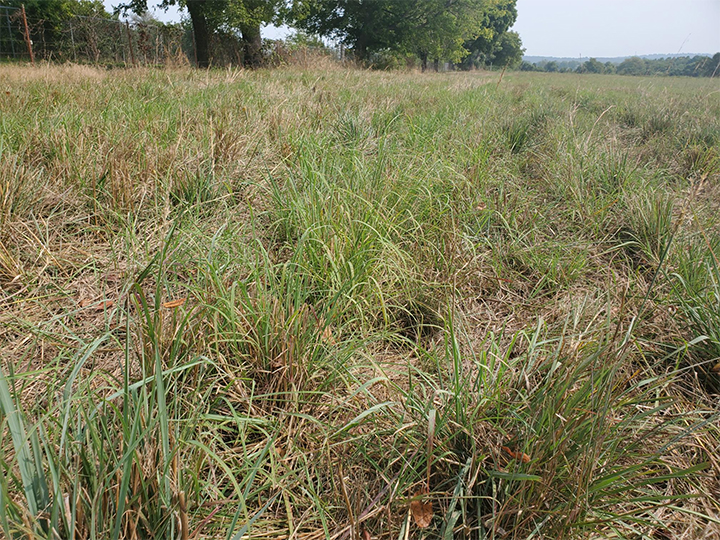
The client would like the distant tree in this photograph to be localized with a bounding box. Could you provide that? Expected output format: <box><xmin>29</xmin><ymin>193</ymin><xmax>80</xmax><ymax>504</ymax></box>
<box><xmin>617</xmin><ymin>56</ymin><xmax>647</xmax><ymax>76</ymax></box>
<box><xmin>707</xmin><ymin>52</ymin><xmax>720</xmax><ymax>77</ymax></box>
<box><xmin>532</xmin><ymin>54</ymin><xmax>719</xmax><ymax>78</ymax></box>
<box><xmin>519</xmin><ymin>60</ymin><xmax>536</xmax><ymax>71</ymax></box>
<box><xmin>491</xmin><ymin>30</ymin><xmax>523</xmax><ymax>67</ymax></box>
<box><xmin>693</xmin><ymin>53</ymin><xmax>720</xmax><ymax>77</ymax></box>
<box><xmin>581</xmin><ymin>57</ymin><xmax>604</xmax><ymax>74</ymax></box>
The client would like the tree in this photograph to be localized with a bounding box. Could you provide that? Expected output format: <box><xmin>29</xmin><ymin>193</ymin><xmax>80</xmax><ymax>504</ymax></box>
<box><xmin>121</xmin><ymin>0</ymin><xmax>281</xmax><ymax>67</ymax></box>
<box><xmin>292</xmin><ymin>0</ymin><xmax>490</xmax><ymax>69</ymax></box>
<box><xmin>290</xmin><ymin>0</ymin><xmax>397</xmax><ymax>61</ymax></box>
<box><xmin>617</xmin><ymin>56</ymin><xmax>647</xmax><ymax>76</ymax></box>
<box><xmin>8</xmin><ymin>0</ymin><xmax>109</xmax><ymax>22</ymax></box>
<box><xmin>5</xmin><ymin>0</ymin><xmax>110</xmax><ymax>60</ymax></box>
<box><xmin>491</xmin><ymin>30</ymin><xmax>523</xmax><ymax>67</ymax></box>
<box><xmin>460</xmin><ymin>0</ymin><xmax>518</xmax><ymax>68</ymax></box>
<box><xmin>581</xmin><ymin>57</ymin><xmax>604</xmax><ymax>74</ymax></box>
<box><xmin>223</xmin><ymin>0</ymin><xmax>283</xmax><ymax>67</ymax></box>
<box><xmin>6</xmin><ymin>0</ymin><xmax>110</xmax><ymax>40</ymax></box>
<box><xmin>694</xmin><ymin>53</ymin><xmax>720</xmax><ymax>77</ymax></box>
<box><xmin>707</xmin><ymin>53</ymin><xmax>720</xmax><ymax>77</ymax></box>
<box><xmin>408</xmin><ymin>0</ymin><xmax>488</xmax><ymax>71</ymax></box>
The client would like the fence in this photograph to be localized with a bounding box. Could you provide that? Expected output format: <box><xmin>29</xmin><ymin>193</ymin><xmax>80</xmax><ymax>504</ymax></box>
<box><xmin>0</xmin><ymin>6</ymin><xmax>349</xmax><ymax>68</ymax></box>
<box><xmin>0</xmin><ymin>5</ymin><xmax>188</xmax><ymax>66</ymax></box>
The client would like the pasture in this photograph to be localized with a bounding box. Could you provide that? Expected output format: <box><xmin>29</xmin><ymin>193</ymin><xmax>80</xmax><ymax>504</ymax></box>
<box><xmin>1</xmin><ymin>65</ymin><xmax>719</xmax><ymax>539</ymax></box>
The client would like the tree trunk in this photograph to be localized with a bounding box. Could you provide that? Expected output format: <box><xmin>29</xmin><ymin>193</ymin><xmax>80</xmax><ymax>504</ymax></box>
<box><xmin>433</xmin><ymin>58</ymin><xmax>439</xmax><ymax>72</ymax></box>
<box><xmin>241</xmin><ymin>23</ymin><xmax>263</xmax><ymax>68</ymax></box>
<box><xmin>186</xmin><ymin>0</ymin><xmax>210</xmax><ymax>68</ymax></box>
<box><xmin>420</xmin><ymin>52</ymin><xmax>428</xmax><ymax>72</ymax></box>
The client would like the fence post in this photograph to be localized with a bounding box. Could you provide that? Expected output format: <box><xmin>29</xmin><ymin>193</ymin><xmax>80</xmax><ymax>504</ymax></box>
<box><xmin>125</xmin><ymin>21</ymin><xmax>137</xmax><ymax>66</ymax></box>
<box><xmin>69</xmin><ymin>20</ymin><xmax>77</xmax><ymax>62</ymax></box>
<box><xmin>20</xmin><ymin>4</ymin><xmax>34</xmax><ymax>65</ymax></box>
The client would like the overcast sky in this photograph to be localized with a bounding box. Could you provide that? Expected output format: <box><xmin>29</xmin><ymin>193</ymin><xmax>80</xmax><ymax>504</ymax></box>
<box><xmin>104</xmin><ymin>0</ymin><xmax>720</xmax><ymax>58</ymax></box>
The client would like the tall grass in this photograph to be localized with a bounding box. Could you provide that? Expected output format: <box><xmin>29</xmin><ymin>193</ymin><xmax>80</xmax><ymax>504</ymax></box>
<box><xmin>0</xmin><ymin>65</ymin><xmax>719</xmax><ymax>538</ymax></box>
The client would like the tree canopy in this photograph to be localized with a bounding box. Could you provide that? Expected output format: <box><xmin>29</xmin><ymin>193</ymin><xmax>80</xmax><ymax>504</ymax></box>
<box><xmin>460</xmin><ymin>0</ymin><xmax>518</xmax><ymax>68</ymax></box>
<box><xmin>490</xmin><ymin>30</ymin><xmax>523</xmax><ymax>68</ymax></box>
<box><xmin>292</xmin><ymin>0</ymin><xmax>521</xmax><ymax>70</ymax></box>
<box><xmin>10</xmin><ymin>0</ymin><xmax>527</xmax><ymax>70</ymax></box>
<box><xmin>5</xmin><ymin>0</ymin><xmax>110</xmax><ymax>41</ymax></box>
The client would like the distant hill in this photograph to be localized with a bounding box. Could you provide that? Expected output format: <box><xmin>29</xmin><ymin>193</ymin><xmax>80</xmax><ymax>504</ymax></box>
<box><xmin>524</xmin><ymin>53</ymin><xmax>714</xmax><ymax>65</ymax></box>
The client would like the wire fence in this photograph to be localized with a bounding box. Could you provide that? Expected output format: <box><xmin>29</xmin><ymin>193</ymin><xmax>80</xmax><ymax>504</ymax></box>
<box><xmin>0</xmin><ymin>6</ymin><xmax>189</xmax><ymax>66</ymax></box>
<box><xmin>0</xmin><ymin>5</ymin><xmax>349</xmax><ymax>68</ymax></box>
<box><xmin>0</xmin><ymin>5</ymin><xmax>22</xmax><ymax>59</ymax></box>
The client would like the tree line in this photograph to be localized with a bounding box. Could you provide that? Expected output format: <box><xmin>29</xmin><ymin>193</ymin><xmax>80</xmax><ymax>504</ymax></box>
<box><xmin>4</xmin><ymin>0</ymin><xmax>524</xmax><ymax>69</ymax></box>
<box><xmin>521</xmin><ymin>53</ymin><xmax>720</xmax><ymax>78</ymax></box>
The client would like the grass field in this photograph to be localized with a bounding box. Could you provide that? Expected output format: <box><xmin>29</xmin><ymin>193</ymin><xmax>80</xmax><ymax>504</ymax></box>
<box><xmin>1</xmin><ymin>64</ymin><xmax>719</xmax><ymax>539</ymax></box>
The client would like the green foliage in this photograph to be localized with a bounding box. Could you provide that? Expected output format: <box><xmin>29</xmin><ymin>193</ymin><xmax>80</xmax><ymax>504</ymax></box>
<box><xmin>292</xmin><ymin>0</ymin><xmax>519</xmax><ymax>68</ymax></box>
<box><xmin>490</xmin><ymin>30</ymin><xmax>523</xmax><ymax>67</ymax></box>
<box><xmin>526</xmin><ymin>54</ymin><xmax>720</xmax><ymax>77</ymax></box>
<box><xmin>6</xmin><ymin>0</ymin><xmax>109</xmax><ymax>22</ymax></box>
<box><xmin>617</xmin><ymin>56</ymin><xmax>649</xmax><ymax>76</ymax></box>
<box><xmin>578</xmin><ymin>57</ymin><xmax>606</xmax><ymax>74</ymax></box>
<box><xmin>460</xmin><ymin>0</ymin><xmax>519</xmax><ymax>68</ymax></box>
<box><xmin>4</xmin><ymin>0</ymin><xmax>111</xmax><ymax>49</ymax></box>
<box><xmin>284</xmin><ymin>30</ymin><xmax>325</xmax><ymax>49</ymax></box>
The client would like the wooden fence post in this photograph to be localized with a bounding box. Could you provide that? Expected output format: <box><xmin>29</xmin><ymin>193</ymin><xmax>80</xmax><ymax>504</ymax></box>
<box><xmin>495</xmin><ymin>65</ymin><xmax>507</xmax><ymax>90</ymax></box>
<box><xmin>125</xmin><ymin>21</ymin><xmax>137</xmax><ymax>66</ymax></box>
<box><xmin>20</xmin><ymin>4</ymin><xmax>34</xmax><ymax>65</ymax></box>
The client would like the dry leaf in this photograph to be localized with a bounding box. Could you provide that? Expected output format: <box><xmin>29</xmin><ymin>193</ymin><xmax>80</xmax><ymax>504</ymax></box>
<box><xmin>163</xmin><ymin>298</ymin><xmax>187</xmax><ymax>309</ymax></box>
<box><xmin>96</xmin><ymin>300</ymin><xmax>114</xmax><ymax>311</ymax></box>
<box><xmin>502</xmin><ymin>445</ymin><xmax>531</xmax><ymax>463</ymax></box>
<box><xmin>79</xmin><ymin>299</ymin><xmax>92</xmax><ymax>308</ymax></box>
<box><xmin>361</xmin><ymin>526</ymin><xmax>371</xmax><ymax>540</ymax></box>
<box><xmin>321</xmin><ymin>325</ymin><xmax>336</xmax><ymax>345</ymax></box>
<box><xmin>711</xmin><ymin>363</ymin><xmax>720</xmax><ymax>373</ymax></box>
<box><xmin>410</xmin><ymin>490</ymin><xmax>433</xmax><ymax>528</ymax></box>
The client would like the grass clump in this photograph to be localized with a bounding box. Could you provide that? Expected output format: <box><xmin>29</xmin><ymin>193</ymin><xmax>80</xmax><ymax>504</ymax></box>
<box><xmin>0</xmin><ymin>65</ymin><xmax>719</xmax><ymax>539</ymax></box>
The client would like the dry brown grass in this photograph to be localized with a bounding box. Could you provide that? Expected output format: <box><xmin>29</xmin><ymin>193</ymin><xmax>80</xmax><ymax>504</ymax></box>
<box><xmin>0</xmin><ymin>65</ymin><xmax>718</xmax><ymax>539</ymax></box>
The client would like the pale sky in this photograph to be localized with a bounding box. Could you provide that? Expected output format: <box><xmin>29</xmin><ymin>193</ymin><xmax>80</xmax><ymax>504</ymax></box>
<box><xmin>104</xmin><ymin>0</ymin><xmax>720</xmax><ymax>58</ymax></box>
<box><xmin>514</xmin><ymin>0</ymin><xmax>720</xmax><ymax>57</ymax></box>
